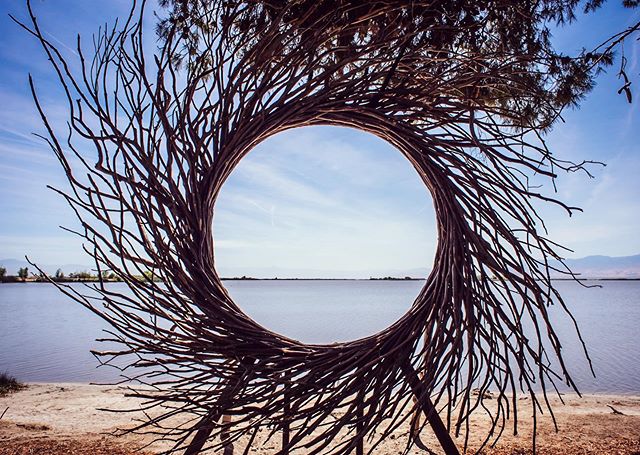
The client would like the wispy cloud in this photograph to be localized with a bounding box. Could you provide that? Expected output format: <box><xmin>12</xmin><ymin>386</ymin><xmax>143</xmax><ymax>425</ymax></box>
<box><xmin>212</xmin><ymin>126</ymin><xmax>437</xmax><ymax>276</ymax></box>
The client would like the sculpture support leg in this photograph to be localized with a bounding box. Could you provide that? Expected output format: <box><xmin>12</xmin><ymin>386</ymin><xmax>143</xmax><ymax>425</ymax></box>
<box><xmin>282</xmin><ymin>383</ymin><xmax>290</xmax><ymax>455</ymax></box>
<box><xmin>222</xmin><ymin>414</ymin><xmax>234</xmax><ymax>455</ymax></box>
<box><xmin>184</xmin><ymin>411</ymin><xmax>222</xmax><ymax>455</ymax></box>
<box><xmin>402</xmin><ymin>363</ymin><xmax>460</xmax><ymax>455</ymax></box>
<box><xmin>356</xmin><ymin>388</ymin><xmax>365</xmax><ymax>455</ymax></box>
<box><xmin>185</xmin><ymin>366</ymin><xmax>244</xmax><ymax>455</ymax></box>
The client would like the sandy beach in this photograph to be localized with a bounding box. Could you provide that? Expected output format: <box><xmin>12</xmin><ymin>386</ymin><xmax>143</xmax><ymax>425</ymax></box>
<box><xmin>1</xmin><ymin>383</ymin><xmax>639</xmax><ymax>454</ymax></box>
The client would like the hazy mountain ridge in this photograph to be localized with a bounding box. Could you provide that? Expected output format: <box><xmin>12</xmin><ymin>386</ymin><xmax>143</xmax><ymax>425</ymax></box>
<box><xmin>554</xmin><ymin>254</ymin><xmax>640</xmax><ymax>279</ymax></box>
<box><xmin>2</xmin><ymin>254</ymin><xmax>639</xmax><ymax>279</ymax></box>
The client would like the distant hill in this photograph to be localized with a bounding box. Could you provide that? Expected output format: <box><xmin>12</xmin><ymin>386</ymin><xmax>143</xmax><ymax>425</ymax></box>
<box><xmin>555</xmin><ymin>254</ymin><xmax>640</xmax><ymax>279</ymax></box>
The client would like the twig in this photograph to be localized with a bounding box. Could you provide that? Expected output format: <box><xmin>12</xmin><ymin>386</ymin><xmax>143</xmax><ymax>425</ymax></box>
<box><xmin>607</xmin><ymin>405</ymin><xmax>625</xmax><ymax>415</ymax></box>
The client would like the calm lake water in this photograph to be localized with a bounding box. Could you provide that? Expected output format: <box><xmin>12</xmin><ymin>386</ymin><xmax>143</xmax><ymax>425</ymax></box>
<box><xmin>0</xmin><ymin>280</ymin><xmax>638</xmax><ymax>393</ymax></box>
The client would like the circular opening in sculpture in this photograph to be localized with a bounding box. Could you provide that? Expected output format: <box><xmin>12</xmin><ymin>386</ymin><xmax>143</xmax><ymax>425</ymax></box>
<box><xmin>213</xmin><ymin>126</ymin><xmax>436</xmax><ymax>343</ymax></box>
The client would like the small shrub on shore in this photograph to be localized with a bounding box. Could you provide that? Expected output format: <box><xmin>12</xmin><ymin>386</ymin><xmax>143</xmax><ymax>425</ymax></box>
<box><xmin>0</xmin><ymin>372</ymin><xmax>26</xmax><ymax>396</ymax></box>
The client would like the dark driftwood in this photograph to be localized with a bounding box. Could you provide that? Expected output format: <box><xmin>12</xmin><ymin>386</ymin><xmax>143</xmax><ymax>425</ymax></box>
<box><xmin>16</xmin><ymin>0</ymin><xmax>639</xmax><ymax>454</ymax></box>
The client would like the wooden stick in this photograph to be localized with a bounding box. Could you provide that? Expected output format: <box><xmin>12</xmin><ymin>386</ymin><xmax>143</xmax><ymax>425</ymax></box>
<box><xmin>282</xmin><ymin>374</ymin><xmax>291</xmax><ymax>455</ymax></box>
<box><xmin>184</xmin><ymin>411</ymin><xmax>221</xmax><ymax>455</ymax></box>
<box><xmin>353</xmin><ymin>387</ymin><xmax>366</xmax><ymax>455</ymax></box>
<box><xmin>222</xmin><ymin>414</ymin><xmax>234</xmax><ymax>455</ymax></box>
<box><xmin>402</xmin><ymin>363</ymin><xmax>460</xmax><ymax>455</ymax></box>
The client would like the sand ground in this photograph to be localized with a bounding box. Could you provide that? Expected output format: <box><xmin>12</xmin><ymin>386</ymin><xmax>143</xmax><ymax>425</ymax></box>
<box><xmin>1</xmin><ymin>383</ymin><xmax>639</xmax><ymax>454</ymax></box>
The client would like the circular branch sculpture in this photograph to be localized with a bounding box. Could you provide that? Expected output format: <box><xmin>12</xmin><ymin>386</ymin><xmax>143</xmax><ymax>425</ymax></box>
<box><xmin>17</xmin><ymin>1</ymin><xmax>639</xmax><ymax>454</ymax></box>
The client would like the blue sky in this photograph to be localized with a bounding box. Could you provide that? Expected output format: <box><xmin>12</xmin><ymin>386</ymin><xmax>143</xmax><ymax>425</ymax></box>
<box><xmin>0</xmin><ymin>1</ymin><xmax>638</xmax><ymax>278</ymax></box>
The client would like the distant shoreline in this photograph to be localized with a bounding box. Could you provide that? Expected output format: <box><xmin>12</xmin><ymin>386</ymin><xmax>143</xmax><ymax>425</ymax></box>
<box><xmin>2</xmin><ymin>277</ymin><xmax>640</xmax><ymax>283</ymax></box>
